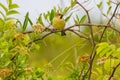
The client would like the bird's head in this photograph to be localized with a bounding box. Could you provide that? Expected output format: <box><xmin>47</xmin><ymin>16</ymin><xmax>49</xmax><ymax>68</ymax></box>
<box><xmin>55</xmin><ymin>13</ymin><xmax>63</xmax><ymax>19</ymax></box>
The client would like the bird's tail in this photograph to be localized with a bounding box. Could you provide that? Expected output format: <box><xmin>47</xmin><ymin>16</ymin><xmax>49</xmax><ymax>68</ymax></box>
<box><xmin>61</xmin><ymin>31</ymin><xmax>66</xmax><ymax>36</ymax></box>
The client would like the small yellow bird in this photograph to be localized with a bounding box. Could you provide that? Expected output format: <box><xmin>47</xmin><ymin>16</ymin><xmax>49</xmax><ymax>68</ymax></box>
<box><xmin>52</xmin><ymin>13</ymin><xmax>66</xmax><ymax>36</ymax></box>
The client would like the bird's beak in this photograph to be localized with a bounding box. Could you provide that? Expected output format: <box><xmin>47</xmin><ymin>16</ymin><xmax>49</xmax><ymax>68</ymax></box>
<box><xmin>60</xmin><ymin>14</ymin><xmax>63</xmax><ymax>19</ymax></box>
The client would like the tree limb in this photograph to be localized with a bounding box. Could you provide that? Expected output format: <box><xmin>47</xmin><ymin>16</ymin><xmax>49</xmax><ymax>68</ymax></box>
<box><xmin>108</xmin><ymin>62</ymin><xmax>120</xmax><ymax>80</ymax></box>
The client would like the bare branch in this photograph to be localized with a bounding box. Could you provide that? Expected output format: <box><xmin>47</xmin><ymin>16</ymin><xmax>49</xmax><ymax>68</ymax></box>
<box><xmin>108</xmin><ymin>62</ymin><xmax>120</xmax><ymax>80</ymax></box>
<box><xmin>25</xmin><ymin>23</ymin><xmax>111</xmax><ymax>48</ymax></box>
<box><xmin>99</xmin><ymin>3</ymin><xmax>120</xmax><ymax>42</ymax></box>
<box><xmin>68</xmin><ymin>29</ymin><xmax>90</xmax><ymax>41</ymax></box>
<box><xmin>87</xmin><ymin>3</ymin><xmax>120</xmax><ymax>80</ymax></box>
<box><xmin>110</xmin><ymin>0</ymin><xmax>118</xmax><ymax>4</ymax></box>
<box><xmin>22</xmin><ymin>31</ymin><xmax>33</xmax><ymax>34</ymax></box>
<box><xmin>27</xmin><ymin>32</ymin><xmax>53</xmax><ymax>46</ymax></box>
<box><xmin>110</xmin><ymin>26</ymin><xmax>120</xmax><ymax>33</ymax></box>
<box><xmin>65</xmin><ymin>23</ymin><xmax>108</xmax><ymax>30</ymax></box>
<box><xmin>75</xmin><ymin>0</ymin><xmax>94</xmax><ymax>47</ymax></box>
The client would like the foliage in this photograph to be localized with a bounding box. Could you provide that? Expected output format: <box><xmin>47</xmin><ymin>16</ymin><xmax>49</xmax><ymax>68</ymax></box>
<box><xmin>0</xmin><ymin>0</ymin><xmax>120</xmax><ymax>80</ymax></box>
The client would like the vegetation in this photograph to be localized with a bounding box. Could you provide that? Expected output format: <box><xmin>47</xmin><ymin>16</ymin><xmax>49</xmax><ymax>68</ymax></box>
<box><xmin>0</xmin><ymin>0</ymin><xmax>120</xmax><ymax>80</ymax></box>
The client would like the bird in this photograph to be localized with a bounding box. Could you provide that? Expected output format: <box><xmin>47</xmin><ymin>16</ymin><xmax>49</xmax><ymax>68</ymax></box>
<box><xmin>52</xmin><ymin>13</ymin><xmax>66</xmax><ymax>36</ymax></box>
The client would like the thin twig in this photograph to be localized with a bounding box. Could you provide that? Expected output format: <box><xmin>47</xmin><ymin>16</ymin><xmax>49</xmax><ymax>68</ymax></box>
<box><xmin>110</xmin><ymin>26</ymin><xmax>120</xmax><ymax>33</ymax></box>
<box><xmin>110</xmin><ymin>0</ymin><xmax>118</xmax><ymax>4</ymax></box>
<box><xmin>68</xmin><ymin>29</ymin><xmax>90</xmax><ymax>41</ymax></box>
<box><xmin>22</xmin><ymin>23</ymin><xmax>108</xmax><ymax>35</ymax></box>
<box><xmin>79</xmin><ymin>65</ymin><xmax>86</xmax><ymax>79</ymax></box>
<box><xmin>108</xmin><ymin>62</ymin><xmax>120</xmax><ymax>80</ymax></box>
<box><xmin>99</xmin><ymin>3</ymin><xmax>119</xmax><ymax>42</ymax></box>
<box><xmin>87</xmin><ymin>3</ymin><xmax>120</xmax><ymax>80</ymax></box>
<box><xmin>22</xmin><ymin>31</ymin><xmax>33</xmax><ymax>34</ymax></box>
<box><xmin>27</xmin><ymin>32</ymin><xmax>53</xmax><ymax>46</ymax></box>
<box><xmin>22</xmin><ymin>27</ymin><xmax>52</xmax><ymax>34</ymax></box>
<box><xmin>75</xmin><ymin>0</ymin><xmax>95</xmax><ymax>46</ymax></box>
<box><xmin>75</xmin><ymin>1</ymin><xmax>95</xmax><ymax>79</ymax></box>
<box><xmin>64</xmin><ymin>23</ymin><xmax>108</xmax><ymax>30</ymax></box>
<box><xmin>27</xmin><ymin>23</ymin><xmax>108</xmax><ymax>46</ymax></box>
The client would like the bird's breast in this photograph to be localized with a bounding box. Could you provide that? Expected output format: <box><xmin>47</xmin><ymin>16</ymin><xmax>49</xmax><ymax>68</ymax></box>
<box><xmin>53</xmin><ymin>18</ymin><xmax>65</xmax><ymax>30</ymax></box>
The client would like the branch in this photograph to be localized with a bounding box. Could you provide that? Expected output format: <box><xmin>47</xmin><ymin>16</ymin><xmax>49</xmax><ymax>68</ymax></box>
<box><xmin>110</xmin><ymin>27</ymin><xmax>120</xmax><ymax>33</ymax></box>
<box><xmin>75</xmin><ymin>0</ymin><xmax>95</xmax><ymax>46</ymax></box>
<box><xmin>79</xmin><ymin>65</ymin><xmax>86</xmax><ymax>79</ymax></box>
<box><xmin>22</xmin><ymin>31</ymin><xmax>33</xmax><ymax>34</ymax></box>
<box><xmin>22</xmin><ymin>23</ymin><xmax>109</xmax><ymax>35</ymax></box>
<box><xmin>99</xmin><ymin>3</ymin><xmax>120</xmax><ymax>42</ymax></box>
<box><xmin>108</xmin><ymin>62</ymin><xmax>120</xmax><ymax>80</ymax></box>
<box><xmin>64</xmin><ymin>23</ymin><xmax>108</xmax><ymax>30</ymax></box>
<box><xmin>22</xmin><ymin>27</ymin><xmax>52</xmax><ymax>34</ymax></box>
<box><xmin>110</xmin><ymin>0</ymin><xmax>118</xmax><ymax>4</ymax></box>
<box><xmin>27</xmin><ymin>32</ymin><xmax>53</xmax><ymax>46</ymax></box>
<box><xmin>68</xmin><ymin>29</ymin><xmax>90</xmax><ymax>41</ymax></box>
<box><xmin>26</xmin><ymin>23</ymin><xmax>109</xmax><ymax>47</ymax></box>
<box><xmin>27</xmin><ymin>28</ymin><xmax>91</xmax><ymax>47</ymax></box>
<box><xmin>87</xmin><ymin>3</ymin><xmax>120</xmax><ymax>80</ymax></box>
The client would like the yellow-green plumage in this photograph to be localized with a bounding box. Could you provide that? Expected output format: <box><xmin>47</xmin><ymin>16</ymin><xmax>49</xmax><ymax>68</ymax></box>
<box><xmin>52</xmin><ymin>13</ymin><xmax>66</xmax><ymax>36</ymax></box>
<box><xmin>52</xmin><ymin>14</ymin><xmax>65</xmax><ymax>30</ymax></box>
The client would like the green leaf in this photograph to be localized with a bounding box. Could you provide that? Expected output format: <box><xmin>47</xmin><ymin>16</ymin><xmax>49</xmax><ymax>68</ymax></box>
<box><xmin>7</xmin><ymin>0</ymin><xmax>12</xmax><ymax>5</ymax></box>
<box><xmin>37</xmin><ymin>14</ymin><xmax>44</xmax><ymax>26</ymax></box>
<box><xmin>106</xmin><ymin>44</ymin><xmax>116</xmax><ymax>57</ymax></box>
<box><xmin>95</xmin><ymin>68</ymin><xmax>103</xmax><ymax>75</ymax></box>
<box><xmin>99</xmin><ymin>47</ymin><xmax>110</xmax><ymax>57</ymax></box>
<box><xmin>79</xmin><ymin>15</ymin><xmax>87</xmax><ymax>23</ymax></box>
<box><xmin>96</xmin><ymin>42</ymin><xmax>109</xmax><ymax>54</ymax></box>
<box><xmin>22</xmin><ymin>12</ymin><xmax>29</xmax><ymax>31</ymax></box>
<box><xmin>28</xmin><ymin>17</ymin><xmax>33</xmax><ymax>26</ymax></box>
<box><xmin>9</xmin><ymin>4</ymin><xmax>19</xmax><ymax>9</ymax></box>
<box><xmin>112</xmin><ymin>48</ymin><xmax>120</xmax><ymax>60</ymax></box>
<box><xmin>74</xmin><ymin>15</ymin><xmax>79</xmax><ymax>24</ymax></box>
<box><xmin>76</xmin><ymin>15</ymin><xmax>79</xmax><ymax>22</ymax></box>
<box><xmin>74</xmin><ymin>18</ymin><xmax>78</xmax><ymax>24</ymax></box>
<box><xmin>0</xmin><ymin>11</ymin><xmax>5</xmax><ymax>19</ymax></box>
<box><xmin>104</xmin><ymin>59</ymin><xmax>116</xmax><ymax>71</ymax></box>
<box><xmin>96</xmin><ymin>42</ymin><xmax>116</xmax><ymax>57</ymax></box>
<box><xmin>65</xmin><ymin>13</ymin><xmax>72</xmax><ymax>22</ymax></box>
<box><xmin>3</xmin><ymin>61</ymin><xmax>11</xmax><ymax>67</ymax></box>
<box><xmin>71</xmin><ymin>0</ymin><xmax>76</xmax><ymax>7</ymax></box>
<box><xmin>36</xmin><ymin>71</ymin><xmax>44</xmax><ymax>78</ymax></box>
<box><xmin>97</xmin><ymin>76</ymin><xmax>106</xmax><ymax>80</ymax></box>
<box><xmin>47</xmin><ymin>11</ymin><xmax>50</xmax><ymax>15</ymax></box>
<box><xmin>0</xmin><ymin>18</ymin><xmax>5</xmax><ymax>31</ymax></box>
<box><xmin>63</xmin><ymin>7</ymin><xmax>70</xmax><ymax>14</ymax></box>
<box><xmin>97</xmin><ymin>1</ymin><xmax>103</xmax><ymax>8</ymax></box>
<box><xmin>102</xmin><ymin>13</ymin><xmax>107</xmax><ymax>17</ymax></box>
<box><xmin>35</xmin><ymin>68</ymin><xmax>44</xmax><ymax>78</ymax></box>
<box><xmin>53</xmin><ymin>6</ymin><xmax>56</xmax><ymax>12</ymax></box>
<box><xmin>7</xmin><ymin>10</ymin><xmax>19</xmax><ymax>15</ymax></box>
<box><xmin>58</xmin><ymin>6</ymin><xmax>62</xmax><ymax>13</ymax></box>
<box><xmin>16</xmin><ymin>19</ymin><xmax>22</xmax><ymax>27</ymax></box>
<box><xmin>0</xmin><ymin>3</ymin><xmax>8</xmax><ymax>12</ymax></box>
<box><xmin>49</xmin><ymin>9</ymin><xmax>55</xmax><ymax>23</ymax></box>
<box><xmin>5</xmin><ymin>20</ymin><xmax>14</xmax><ymax>28</ymax></box>
<box><xmin>107</xmin><ymin>6</ymin><xmax>112</xmax><ymax>14</ymax></box>
<box><xmin>0</xmin><ymin>18</ymin><xmax>5</xmax><ymax>24</ymax></box>
<box><xmin>109</xmin><ymin>44</ymin><xmax>116</xmax><ymax>50</ymax></box>
<box><xmin>5</xmin><ymin>17</ymin><xmax>15</xmax><ymax>21</ymax></box>
<box><xmin>48</xmin><ymin>76</ymin><xmax>56</xmax><ymax>80</ymax></box>
<box><xmin>97</xmin><ymin>42</ymin><xmax>109</xmax><ymax>47</ymax></box>
<box><xmin>53</xmin><ymin>6</ymin><xmax>57</xmax><ymax>15</ymax></box>
<box><xmin>107</xmin><ymin>1</ymin><xmax>111</xmax><ymax>6</ymax></box>
<box><xmin>43</xmin><ymin>13</ymin><xmax>47</xmax><ymax>20</ymax></box>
